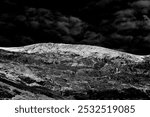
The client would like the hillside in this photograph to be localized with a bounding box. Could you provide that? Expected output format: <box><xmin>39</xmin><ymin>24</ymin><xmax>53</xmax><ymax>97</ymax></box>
<box><xmin>0</xmin><ymin>43</ymin><xmax>150</xmax><ymax>100</ymax></box>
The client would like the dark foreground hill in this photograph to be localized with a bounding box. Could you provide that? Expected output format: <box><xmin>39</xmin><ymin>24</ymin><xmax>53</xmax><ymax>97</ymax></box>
<box><xmin>0</xmin><ymin>43</ymin><xmax>150</xmax><ymax>100</ymax></box>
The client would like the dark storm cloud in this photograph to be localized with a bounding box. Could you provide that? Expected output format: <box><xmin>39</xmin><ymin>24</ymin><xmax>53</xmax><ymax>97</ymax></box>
<box><xmin>132</xmin><ymin>0</ymin><xmax>150</xmax><ymax>8</ymax></box>
<box><xmin>131</xmin><ymin>0</ymin><xmax>150</xmax><ymax>14</ymax></box>
<box><xmin>1</xmin><ymin>0</ymin><xmax>150</xmax><ymax>54</ymax></box>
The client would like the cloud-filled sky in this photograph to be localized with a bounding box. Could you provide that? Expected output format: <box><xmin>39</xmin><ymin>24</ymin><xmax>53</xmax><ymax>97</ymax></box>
<box><xmin>0</xmin><ymin>0</ymin><xmax>150</xmax><ymax>55</ymax></box>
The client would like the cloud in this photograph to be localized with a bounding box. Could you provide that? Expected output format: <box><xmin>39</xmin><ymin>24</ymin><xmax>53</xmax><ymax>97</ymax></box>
<box><xmin>131</xmin><ymin>0</ymin><xmax>150</xmax><ymax>14</ymax></box>
<box><xmin>132</xmin><ymin>0</ymin><xmax>150</xmax><ymax>8</ymax></box>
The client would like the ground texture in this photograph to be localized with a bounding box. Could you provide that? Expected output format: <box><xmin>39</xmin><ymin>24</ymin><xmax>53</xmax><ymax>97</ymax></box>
<box><xmin>0</xmin><ymin>43</ymin><xmax>150</xmax><ymax>100</ymax></box>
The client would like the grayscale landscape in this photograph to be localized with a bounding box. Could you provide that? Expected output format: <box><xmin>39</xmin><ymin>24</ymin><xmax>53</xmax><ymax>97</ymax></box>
<box><xmin>0</xmin><ymin>43</ymin><xmax>150</xmax><ymax>100</ymax></box>
<box><xmin>1</xmin><ymin>0</ymin><xmax>150</xmax><ymax>100</ymax></box>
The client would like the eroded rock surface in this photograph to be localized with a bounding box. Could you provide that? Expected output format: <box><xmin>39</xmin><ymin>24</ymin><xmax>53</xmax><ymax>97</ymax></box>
<box><xmin>0</xmin><ymin>43</ymin><xmax>150</xmax><ymax>100</ymax></box>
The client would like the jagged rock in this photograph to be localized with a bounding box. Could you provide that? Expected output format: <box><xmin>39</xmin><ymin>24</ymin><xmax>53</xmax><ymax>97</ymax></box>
<box><xmin>0</xmin><ymin>43</ymin><xmax>150</xmax><ymax>100</ymax></box>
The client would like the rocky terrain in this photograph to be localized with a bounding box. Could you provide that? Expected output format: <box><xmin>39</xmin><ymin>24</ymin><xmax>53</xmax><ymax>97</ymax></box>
<box><xmin>0</xmin><ymin>0</ymin><xmax>150</xmax><ymax>100</ymax></box>
<box><xmin>0</xmin><ymin>43</ymin><xmax>150</xmax><ymax>100</ymax></box>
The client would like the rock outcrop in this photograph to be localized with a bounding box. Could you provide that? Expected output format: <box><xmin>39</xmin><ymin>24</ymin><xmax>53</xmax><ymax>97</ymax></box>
<box><xmin>0</xmin><ymin>43</ymin><xmax>150</xmax><ymax>100</ymax></box>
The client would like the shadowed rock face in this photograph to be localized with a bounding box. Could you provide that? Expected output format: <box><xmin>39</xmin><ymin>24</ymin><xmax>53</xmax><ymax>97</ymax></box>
<box><xmin>0</xmin><ymin>43</ymin><xmax>150</xmax><ymax>100</ymax></box>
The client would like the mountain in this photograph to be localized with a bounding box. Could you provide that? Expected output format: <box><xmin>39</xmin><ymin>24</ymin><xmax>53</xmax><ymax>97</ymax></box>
<box><xmin>0</xmin><ymin>43</ymin><xmax>150</xmax><ymax>100</ymax></box>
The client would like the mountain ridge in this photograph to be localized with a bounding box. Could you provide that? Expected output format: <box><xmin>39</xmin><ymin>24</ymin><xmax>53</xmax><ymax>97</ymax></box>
<box><xmin>0</xmin><ymin>43</ymin><xmax>144</xmax><ymax>62</ymax></box>
<box><xmin>0</xmin><ymin>43</ymin><xmax>150</xmax><ymax>100</ymax></box>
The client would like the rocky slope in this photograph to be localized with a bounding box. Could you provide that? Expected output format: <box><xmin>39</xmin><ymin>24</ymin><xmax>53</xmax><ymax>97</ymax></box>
<box><xmin>0</xmin><ymin>43</ymin><xmax>150</xmax><ymax>100</ymax></box>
